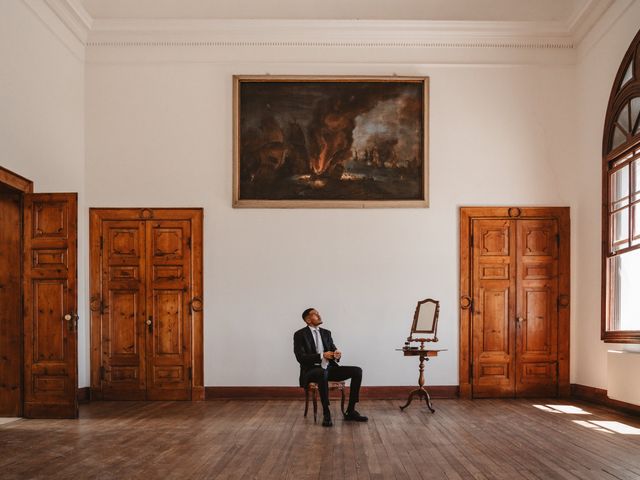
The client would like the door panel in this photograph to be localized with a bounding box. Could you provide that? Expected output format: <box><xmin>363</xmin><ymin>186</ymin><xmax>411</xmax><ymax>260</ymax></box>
<box><xmin>0</xmin><ymin>193</ymin><xmax>22</xmax><ymax>416</ymax></box>
<box><xmin>516</xmin><ymin>219</ymin><xmax>558</xmax><ymax>397</ymax></box>
<box><xmin>146</xmin><ymin>220</ymin><xmax>191</xmax><ymax>400</ymax></box>
<box><xmin>472</xmin><ymin>220</ymin><xmax>516</xmax><ymax>397</ymax></box>
<box><xmin>101</xmin><ymin>221</ymin><xmax>146</xmax><ymax>400</ymax></box>
<box><xmin>23</xmin><ymin>193</ymin><xmax>77</xmax><ymax>418</ymax></box>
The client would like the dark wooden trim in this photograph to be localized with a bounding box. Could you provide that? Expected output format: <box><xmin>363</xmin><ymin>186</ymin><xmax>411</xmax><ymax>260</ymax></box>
<box><xmin>89</xmin><ymin>208</ymin><xmax>205</xmax><ymax>399</ymax></box>
<box><xmin>459</xmin><ymin>207</ymin><xmax>571</xmax><ymax>399</ymax></box>
<box><xmin>89</xmin><ymin>211</ymin><xmax>101</xmax><ymax>394</ymax></box>
<box><xmin>601</xmin><ymin>28</ymin><xmax>640</xmax><ymax>344</ymax></box>
<box><xmin>557</xmin><ymin>208</ymin><xmax>571</xmax><ymax>396</ymax></box>
<box><xmin>205</xmin><ymin>386</ymin><xmax>459</xmax><ymax>400</ymax></box>
<box><xmin>459</xmin><ymin>208</ymin><xmax>472</xmax><ymax>399</ymax></box>
<box><xmin>89</xmin><ymin>388</ymin><xmax>103</xmax><ymax>401</ymax></box>
<box><xmin>601</xmin><ymin>141</ymin><xmax>609</xmax><ymax>342</ymax></box>
<box><xmin>0</xmin><ymin>166</ymin><xmax>33</xmax><ymax>193</ymax></box>
<box><xmin>602</xmin><ymin>28</ymin><xmax>640</xmax><ymax>157</ymax></box>
<box><xmin>360</xmin><ymin>386</ymin><xmax>458</xmax><ymax>399</ymax></box>
<box><xmin>571</xmin><ymin>383</ymin><xmax>640</xmax><ymax>417</ymax></box>
<box><xmin>77</xmin><ymin>387</ymin><xmax>90</xmax><ymax>404</ymax></box>
<box><xmin>0</xmin><ymin>191</ymin><xmax>23</xmax><ymax>416</ymax></box>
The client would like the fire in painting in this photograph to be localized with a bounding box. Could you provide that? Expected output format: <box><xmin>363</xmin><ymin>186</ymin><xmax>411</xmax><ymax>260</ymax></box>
<box><xmin>233</xmin><ymin>76</ymin><xmax>428</xmax><ymax>207</ymax></box>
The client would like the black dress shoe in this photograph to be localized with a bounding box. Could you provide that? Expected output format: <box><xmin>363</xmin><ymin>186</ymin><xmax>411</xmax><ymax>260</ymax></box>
<box><xmin>344</xmin><ymin>410</ymin><xmax>368</xmax><ymax>422</ymax></box>
<box><xmin>322</xmin><ymin>414</ymin><xmax>333</xmax><ymax>427</ymax></box>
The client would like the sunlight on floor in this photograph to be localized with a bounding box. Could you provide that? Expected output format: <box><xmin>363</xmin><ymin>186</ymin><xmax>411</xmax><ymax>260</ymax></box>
<box><xmin>0</xmin><ymin>418</ymin><xmax>20</xmax><ymax>427</ymax></box>
<box><xmin>573</xmin><ymin>420</ymin><xmax>615</xmax><ymax>434</ymax></box>
<box><xmin>532</xmin><ymin>404</ymin><xmax>591</xmax><ymax>414</ymax></box>
<box><xmin>532</xmin><ymin>404</ymin><xmax>640</xmax><ymax>435</ymax></box>
<box><xmin>588</xmin><ymin>421</ymin><xmax>640</xmax><ymax>435</ymax></box>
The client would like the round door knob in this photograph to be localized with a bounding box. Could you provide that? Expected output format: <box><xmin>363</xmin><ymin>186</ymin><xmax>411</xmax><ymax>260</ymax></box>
<box><xmin>146</xmin><ymin>319</ymin><xmax>152</xmax><ymax>325</ymax></box>
<box><xmin>64</xmin><ymin>314</ymin><xmax>72</xmax><ymax>321</ymax></box>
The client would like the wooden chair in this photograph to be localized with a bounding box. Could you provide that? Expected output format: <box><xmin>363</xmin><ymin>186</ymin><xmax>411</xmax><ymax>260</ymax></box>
<box><xmin>304</xmin><ymin>381</ymin><xmax>346</xmax><ymax>422</ymax></box>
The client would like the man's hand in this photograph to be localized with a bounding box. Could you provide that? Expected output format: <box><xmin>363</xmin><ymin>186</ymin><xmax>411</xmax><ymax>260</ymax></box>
<box><xmin>323</xmin><ymin>351</ymin><xmax>335</xmax><ymax>360</ymax></box>
<box><xmin>333</xmin><ymin>350</ymin><xmax>342</xmax><ymax>360</ymax></box>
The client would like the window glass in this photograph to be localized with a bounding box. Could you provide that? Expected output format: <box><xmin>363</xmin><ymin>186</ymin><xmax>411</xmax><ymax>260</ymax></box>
<box><xmin>617</xmin><ymin>104</ymin><xmax>630</xmax><ymax>132</ymax></box>
<box><xmin>633</xmin><ymin>205</ymin><xmax>640</xmax><ymax>246</ymax></box>
<box><xmin>611</xmin><ymin>165</ymin><xmax>629</xmax><ymax>208</ymax></box>
<box><xmin>609</xmin><ymin>249</ymin><xmax>640</xmax><ymax>330</ymax></box>
<box><xmin>633</xmin><ymin>160</ymin><xmax>639</xmax><ymax>200</ymax></box>
<box><xmin>612</xmin><ymin>126</ymin><xmax>627</xmax><ymax>150</ymax></box>
<box><xmin>631</xmin><ymin>97</ymin><xmax>640</xmax><ymax>133</ymax></box>
<box><xmin>611</xmin><ymin>209</ymin><xmax>629</xmax><ymax>249</ymax></box>
<box><xmin>620</xmin><ymin>60</ymin><xmax>634</xmax><ymax>89</ymax></box>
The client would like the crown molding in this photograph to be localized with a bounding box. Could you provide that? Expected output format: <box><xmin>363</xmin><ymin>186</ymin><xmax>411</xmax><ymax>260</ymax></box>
<box><xmin>566</xmin><ymin>0</ymin><xmax>614</xmax><ymax>42</ymax></box>
<box><xmin>577</xmin><ymin>0</ymin><xmax>636</xmax><ymax>58</ymax></box>
<box><xmin>23</xmin><ymin>0</ymin><xmax>92</xmax><ymax>60</ymax></box>
<box><xmin>46</xmin><ymin>0</ymin><xmax>92</xmax><ymax>43</ymax></box>
<box><xmin>26</xmin><ymin>0</ymin><xmax>622</xmax><ymax>54</ymax></box>
<box><xmin>84</xmin><ymin>19</ymin><xmax>577</xmax><ymax>50</ymax></box>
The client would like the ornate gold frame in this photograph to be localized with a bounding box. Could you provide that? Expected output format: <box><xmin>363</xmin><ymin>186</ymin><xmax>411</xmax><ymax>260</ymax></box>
<box><xmin>232</xmin><ymin>75</ymin><xmax>429</xmax><ymax>208</ymax></box>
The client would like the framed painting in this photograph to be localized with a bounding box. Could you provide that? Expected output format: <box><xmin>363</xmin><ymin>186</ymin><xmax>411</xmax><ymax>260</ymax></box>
<box><xmin>233</xmin><ymin>75</ymin><xmax>429</xmax><ymax>208</ymax></box>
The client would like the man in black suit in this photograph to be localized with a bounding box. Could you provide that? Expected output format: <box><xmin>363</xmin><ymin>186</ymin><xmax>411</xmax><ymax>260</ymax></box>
<box><xmin>293</xmin><ymin>307</ymin><xmax>368</xmax><ymax>427</ymax></box>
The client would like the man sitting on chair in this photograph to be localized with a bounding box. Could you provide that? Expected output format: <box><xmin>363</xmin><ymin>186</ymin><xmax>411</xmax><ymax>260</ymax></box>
<box><xmin>293</xmin><ymin>307</ymin><xmax>368</xmax><ymax>427</ymax></box>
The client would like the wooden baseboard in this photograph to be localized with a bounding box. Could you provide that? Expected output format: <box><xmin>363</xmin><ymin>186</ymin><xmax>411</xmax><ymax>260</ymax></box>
<box><xmin>571</xmin><ymin>383</ymin><xmax>640</xmax><ymax>416</ymax></box>
<box><xmin>77</xmin><ymin>387</ymin><xmax>90</xmax><ymax>404</ymax></box>
<box><xmin>205</xmin><ymin>385</ymin><xmax>459</xmax><ymax>400</ymax></box>
<box><xmin>80</xmin><ymin>385</ymin><xmax>460</xmax><ymax>402</ymax></box>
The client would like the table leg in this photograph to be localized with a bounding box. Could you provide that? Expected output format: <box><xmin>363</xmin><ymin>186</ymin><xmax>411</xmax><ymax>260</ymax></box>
<box><xmin>399</xmin><ymin>354</ymin><xmax>435</xmax><ymax>413</ymax></box>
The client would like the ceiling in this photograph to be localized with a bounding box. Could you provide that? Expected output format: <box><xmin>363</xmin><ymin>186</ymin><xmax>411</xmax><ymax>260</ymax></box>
<box><xmin>80</xmin><ymin>0</ymin><xmax>589</xmax><ymax>22</ymax></box>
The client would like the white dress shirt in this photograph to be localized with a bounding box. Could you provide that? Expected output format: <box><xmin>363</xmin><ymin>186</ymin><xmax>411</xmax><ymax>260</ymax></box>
<box><xmin>308</xmin><ymin>325</ymin><xmax>328</xmax><ymax>369</ymax></box>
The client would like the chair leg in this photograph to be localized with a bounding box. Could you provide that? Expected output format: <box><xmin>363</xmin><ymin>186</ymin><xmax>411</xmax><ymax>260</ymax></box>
<box><xmin>340</xmin><ymin>387</ymin><xmax>346</xmax><ymax>416</ymax></box>
<box><xmin>304</xmin><ymin>387</ymin><xmax>309</xmax><ymax>418</ymax></box>
<box><xmin>312</xmin><ymin>388</ymin><xmax>318</xmax><ymax>423</ymax></box>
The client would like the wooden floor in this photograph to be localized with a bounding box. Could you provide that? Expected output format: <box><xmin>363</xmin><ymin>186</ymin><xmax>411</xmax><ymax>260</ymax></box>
<box><xmin>1</xmin><ymin>399</ymin><xmax>639</xmax><ymax>479</ymax></box>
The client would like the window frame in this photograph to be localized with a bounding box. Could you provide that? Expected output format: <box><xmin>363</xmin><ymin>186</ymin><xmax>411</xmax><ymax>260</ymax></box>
<box><xmin>602</xmin><ymin>28</ymin><xmax>640</xmax><ymax>343</ymax></box>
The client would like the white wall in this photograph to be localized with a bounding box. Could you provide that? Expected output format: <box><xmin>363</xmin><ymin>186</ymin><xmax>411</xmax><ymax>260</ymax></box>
<box><xmin>571</xmin><ymin>0</ymin><xmax>640</xmax><ymax>390</ymax></box>
<box><xmin>0</xmin><ymin>2</ymin><xmax>88</xmax><ymax>383</ymax></box>
<box><xmin>86</xmin><ymin>57</ymin><xmax>573</xmax><ymax>387</ymax></box>
<box><xmin>8</xmin><ymin>0</ymin><xmax>638</xmax><ymax>391</ymax></box>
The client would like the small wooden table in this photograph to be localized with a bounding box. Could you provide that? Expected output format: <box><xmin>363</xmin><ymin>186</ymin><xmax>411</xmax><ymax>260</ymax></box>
<box><xmin>397</xmin><ymin>348</ymin><xmax>446</xmax><ymax>412</ymax></box>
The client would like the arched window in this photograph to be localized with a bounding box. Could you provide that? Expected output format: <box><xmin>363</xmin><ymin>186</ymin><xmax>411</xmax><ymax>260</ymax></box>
<box><xmin>602</xmin><ymin>29</ymin><xmax>640</xmax><ymax>343</ymax></box>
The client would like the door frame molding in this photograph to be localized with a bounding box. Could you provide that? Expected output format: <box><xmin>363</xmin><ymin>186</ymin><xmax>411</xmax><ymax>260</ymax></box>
<box><xmin>0</xmin><ymin>166</ymin><xmax>33</xmax><ymax>194</ymax></box>
<box><xmin>0</xmin><ymin>166</ymin><xmax>31</xmax><ymax>417</ymax></box>
<box><xmin>459</xmin><ymin>207</ymin><xmax>570</xmax><ymax>399</ymax></box>
<box><xmin>89</xmin><ymin>208</ymin><xmax>205</xmax><ymax>400</ymax></box>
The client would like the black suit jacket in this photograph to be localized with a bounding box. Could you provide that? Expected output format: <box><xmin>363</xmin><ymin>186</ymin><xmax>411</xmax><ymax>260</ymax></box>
<box><xmin>293</xmin><ymin>326</ymin><xmax>339</xmax><ymax>387</ymax></box>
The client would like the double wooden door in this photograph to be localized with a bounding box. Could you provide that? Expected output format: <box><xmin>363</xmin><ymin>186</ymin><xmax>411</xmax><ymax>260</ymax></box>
<box><xmin>460</xmin><ymin>208</ymin><xmax>570</xmax><ymax>399</ymax></box>
<box><xmin>90</xmin><ymin>209</ymin><xmax>203</xmax><ymax>401</ymax></box>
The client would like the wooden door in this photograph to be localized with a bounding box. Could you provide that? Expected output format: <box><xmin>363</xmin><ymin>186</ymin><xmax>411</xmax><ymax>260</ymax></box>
<box><xmin>0</xmin><ymin>191</ymin><xmax>22</xmax><ymax>416</ymax></box>
<box><xmin>23</xmin><ymin>193</ymin><xmax>78</xmax><ymax>418</ymax></box>
<box><xmin>91</xmin><ymin>209</ymin><xmax>203</xmax><ymax>401</ymax></box>
<box><xmin>471</xmin><ymin>219</ymin><xmax>517</xmax><ymax>397</ymax></box>
<box><xmin>515</xmin><ymin>219</ymin><xmax>559</xmax><ymax>397</ymax></box>
<box><xmin>100</xmin><ymin>220</ymin><xmax>147</xmax><ymax>400</ymax></box>
<box><xmin>145</xmin><ymin>220</ymin><xmax>192</xmax><ymax>400</ymax></box>
<box><xmin>460</xmin><ymin>207</ymin><xmax>569</xmax><ymax>400</ymax></box>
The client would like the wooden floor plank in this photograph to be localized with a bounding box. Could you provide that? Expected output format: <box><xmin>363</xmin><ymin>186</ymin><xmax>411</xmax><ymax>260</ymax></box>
<box><xmin>0</xmin><ymin>398</ymin><xmax>639</xmax><ymax>479</ymax></box>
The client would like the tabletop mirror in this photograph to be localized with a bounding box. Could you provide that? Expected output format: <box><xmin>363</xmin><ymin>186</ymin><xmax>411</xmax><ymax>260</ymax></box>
<box><xmin>406</xmin><ymin>298</ymin><xmax>440</xmax><ymax>348</ymax></box>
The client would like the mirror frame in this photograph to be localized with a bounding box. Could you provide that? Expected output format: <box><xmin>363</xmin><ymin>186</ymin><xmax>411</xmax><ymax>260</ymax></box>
<box><xmin>410</xmin><ymin>298</ymin><xmax>440</xmax><ymax>338</ymax></box>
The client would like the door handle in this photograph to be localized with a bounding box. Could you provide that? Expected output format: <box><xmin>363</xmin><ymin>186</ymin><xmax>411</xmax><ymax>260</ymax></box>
<box><xmin>64</xmin><ymin>313</ymin><xmax>79</xmax><ymax>331</ymax></box>
<box><xmin>146</xmin><ymin>316</ymin><xmax>153</xmax><ymax>332</ymax></box>
<box><xmin>517</xmin><ymin>317</ymin><xmax>525</xmax><ymax>325</ymax></box>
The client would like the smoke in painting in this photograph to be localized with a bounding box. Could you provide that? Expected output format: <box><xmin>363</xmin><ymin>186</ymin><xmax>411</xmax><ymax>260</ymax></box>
<box><xmin>236</xmin><ymin>78</ymin><xmax>426</xmax><ymax>203</ymax></box>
